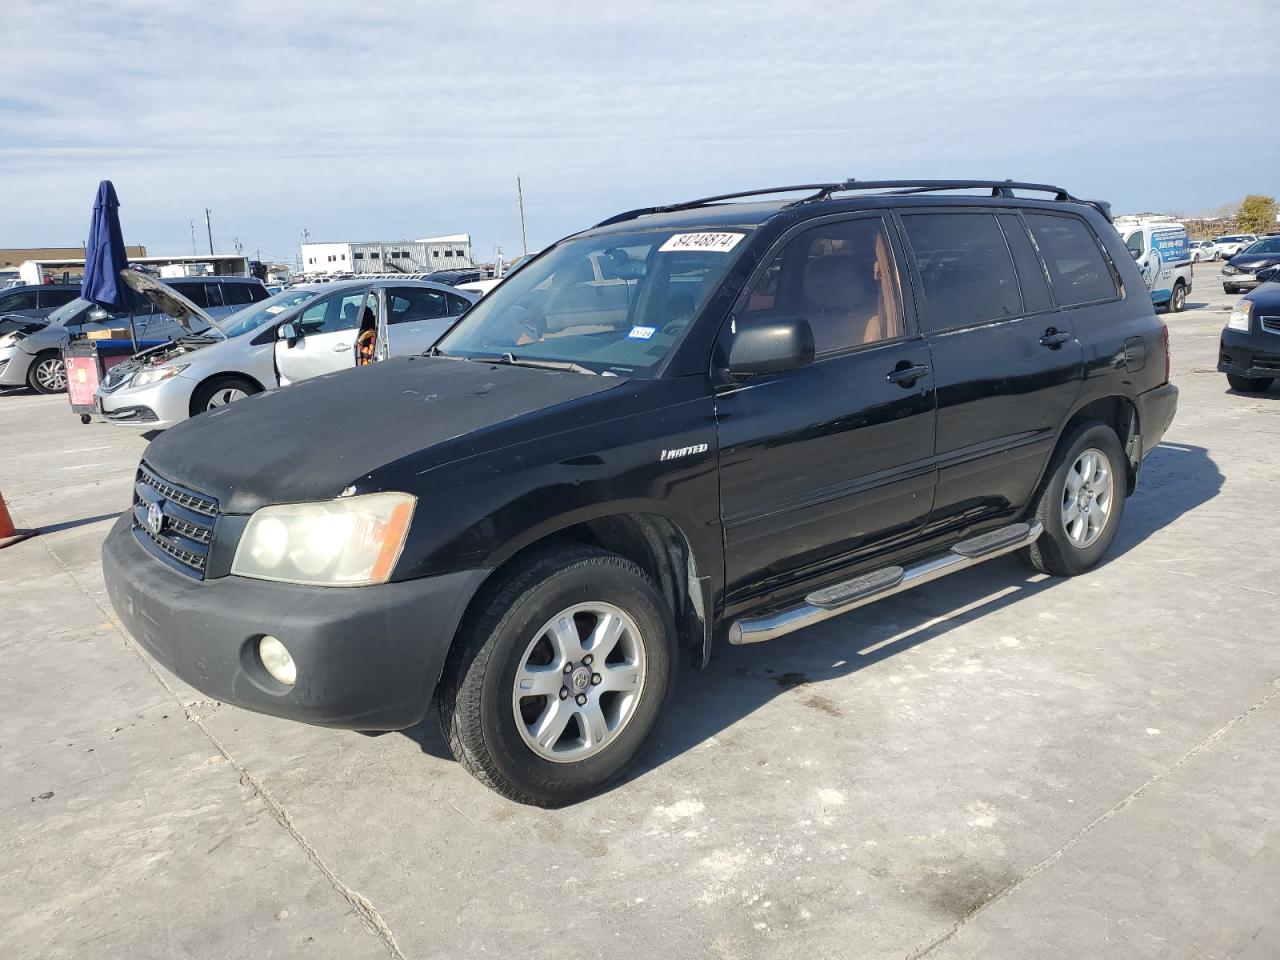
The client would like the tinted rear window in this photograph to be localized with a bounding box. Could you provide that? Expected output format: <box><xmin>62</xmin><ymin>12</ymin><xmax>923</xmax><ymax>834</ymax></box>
<box><xmin>1024</xmin><ymin>214</ymin><xmax>1118</xmax><ymax>306</ymax></box>
<box><xmin>901</xmin><ymin>212</ymin><xmax>1022</xmax><ymax>330</ymax></box>
<box><xmin>221</xmin><ymin>282</ymin><xmax>259</xmax><ymax>306</ymax></box>
<box><xmin>171</xmin><ymin>282</ymin><xmax>210</xmax><ymax>308</ymax></box>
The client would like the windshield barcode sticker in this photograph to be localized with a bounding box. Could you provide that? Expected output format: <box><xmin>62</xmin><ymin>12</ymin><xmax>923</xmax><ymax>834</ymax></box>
<box><xmin>659</xmin><ymin>232</ymin><xmax>745</xmax><ymax>253</ymax></box>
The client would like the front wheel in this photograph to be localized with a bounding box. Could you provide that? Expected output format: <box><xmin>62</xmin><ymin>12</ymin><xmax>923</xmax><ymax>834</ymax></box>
<box><xmin>1224</xmin><ymin>284</ymin><xmax>1240</xmax><ymax>295</ymax></box>
<box><xmin>1021</xmin><ymin>421</ymin><xmax>1126</xmax><ymax>577</ymax></box>
<box><xmin>438</xmin><ymin>546</ymin><xmax>676</xmax><ymax>806</ymax></box>
<box><xmin>26</xmin><ymin>351</ymin><xmax>67</xmax><ymax>394</ymax></box>
<box><xmin>1227</xmin><ymin>374</ymin><xmax>1274</xmax><ymax>393</ymax></box>
<box><xmin>190</xmin><ymin>375</ymin><xmax>260</xmax><ymax>416</ymax></box>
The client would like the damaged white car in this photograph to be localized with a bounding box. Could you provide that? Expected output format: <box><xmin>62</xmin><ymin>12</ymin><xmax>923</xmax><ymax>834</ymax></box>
<box><xmin>97</xmin><ymin>273</ymin><xmax>477</xmax><ymax>428</ymax></box>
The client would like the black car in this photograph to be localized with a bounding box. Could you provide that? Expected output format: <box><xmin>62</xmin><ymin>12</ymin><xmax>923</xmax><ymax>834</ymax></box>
<box><xmin>102</xmin><ymin>179</ymin><xmax>1178</xmax><ymax>805</ymax></box>
<box><xmin>1219</xmin><ymin>274</ymin><xmax>1280</xmax><ymax>392</ymax></box>
<box><xmin>422</xmin><ymin>269</ymin><xmax>487</xmax><ymax>286</ymax></box>
<box><xmin>1221</xmin><ymin>237</ymin><xmax>1280</xmax><ymax>294</ymax></box>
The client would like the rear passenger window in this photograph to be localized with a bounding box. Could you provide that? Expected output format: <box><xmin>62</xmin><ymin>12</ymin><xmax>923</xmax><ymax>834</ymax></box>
<box><xmin>997</xmin><ymin>214</ymin><xmax>1053</xmax><ymax>314</ymax></box>
<box><xmin>740</xmin><ymin>216</ymin><xmax>904</xmax><ymax>356</ymax></box>
<box><xmin>172</xmin><ymin>283</ymin><xmax>209</xmax><ymax>308</ymax></box>
<box><xmin>901</xmin><ymin>213</ymin><xmax>1022</xmax><ymax>329</ymax></box>
<box><xmin>387</xmin><ymin>287</ymin><xmax>449</xmax><ymax>323</ymax></box>
<box><xmin>1025</xmin><ymin>214</ymin><xmax>1119</xmax><ymax>306</ymax></box>
<box><xmin>221</xmin><ymin>283</ymin><xmax>257</xmax><ymax>306</ymax></box>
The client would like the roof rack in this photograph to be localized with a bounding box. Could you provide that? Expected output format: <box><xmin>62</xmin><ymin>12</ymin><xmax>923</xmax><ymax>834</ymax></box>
<box><xmin>595</xmin><ymin>179</ymin><xmax>1113</xmax><ymax>227</ymax></box>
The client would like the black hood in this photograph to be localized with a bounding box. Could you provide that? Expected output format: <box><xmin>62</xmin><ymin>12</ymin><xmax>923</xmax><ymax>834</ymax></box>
<box><xmin>142</xmin><ymin>356</ymin><xmax>625</xmax><ymax>514</ymax></box>
<box><xmin>1229</xmin><ymin>252</ymin><xmax>1280</xmax><ymax>272</ymax></box>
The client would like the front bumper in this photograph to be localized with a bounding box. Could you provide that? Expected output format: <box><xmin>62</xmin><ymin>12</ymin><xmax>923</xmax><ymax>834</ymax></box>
<box><xmin>1137</xmin><ymin>382</ymin><xmax>1178</xmax><ymax>457</ymax></box>
<box><xmin>0</xmin><ymin>347</ymin><xmax>32</xmax><ymax>386</ymax></box>
<box><xmin>97</xmin><ymin>375</ymin><xmax>195</xmax><ymax>428</ymax></box>
<box><xmin>1221</xmin><ymin>272</ymin><xmax>1259</xmax><ymax>289</ymax></box>
<box><xmin>102</xmin><ymin>514</ymin><xmax>486</xmax><ymax>730</ymax></box>
<box><xmin>1218</xmin><ymin>327</ymin><xmax>1280</xmax><ymax>380</ymax></box>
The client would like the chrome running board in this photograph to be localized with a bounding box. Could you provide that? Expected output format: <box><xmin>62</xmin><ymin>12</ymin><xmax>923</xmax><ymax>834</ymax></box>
<box><xmin>727</xmin><ymin>521</ymin><xmax>1042</xmax><ymax>645</ymax></box>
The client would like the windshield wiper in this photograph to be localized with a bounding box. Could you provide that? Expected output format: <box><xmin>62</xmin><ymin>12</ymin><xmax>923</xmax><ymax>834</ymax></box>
<box><xmin>496</xmin><ymin>352</ymin><xmax>598</xmax><ymax>376</ymax></box>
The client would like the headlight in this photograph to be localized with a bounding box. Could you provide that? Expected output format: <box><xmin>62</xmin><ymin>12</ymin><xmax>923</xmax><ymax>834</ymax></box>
<box><xmin>0</xmin><ymin>331</ymin><xmax>25</xmax><ymax>348</ymax></box>
<box><xmin>1227</xmin><ymin>301</ymin><xmax>1252</xmax><ymax>332</ymax></box>
<box><xmin>231</xmin><ymin>492</ymin><xmax>416</xmax><ymax>586</ymax></box>
<box><xmin>132</xmin><ymin>363</ymin><xmax>189</xmax><ymax>387</ymax></box>
<box><xmin>1222</xmin><ymin>265</ymin><xmax>1237</xmax><ymax>275</ymax></box>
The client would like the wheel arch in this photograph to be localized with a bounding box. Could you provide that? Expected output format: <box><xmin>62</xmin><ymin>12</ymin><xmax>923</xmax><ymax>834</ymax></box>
<box><xmin>1058</xmin><ymin>395</ymin><xmax>1142</xmax><ymax>495</ymax></box>
<box><xmin>459</xmin><ymin>510</ymin><xmax>713</xmax><ymax>671</ymax></box>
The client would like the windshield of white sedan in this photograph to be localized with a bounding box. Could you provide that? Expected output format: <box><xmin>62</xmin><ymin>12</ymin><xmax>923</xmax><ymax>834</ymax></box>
<box><xmin>437</xmin><ymin>228</ymin><xmax>749</xmax><ymax>375</ymax></box>
<box><xmin>221</xmin><ymin>289</ymin><xmax>318</xmax><ymax>338</ymax></box>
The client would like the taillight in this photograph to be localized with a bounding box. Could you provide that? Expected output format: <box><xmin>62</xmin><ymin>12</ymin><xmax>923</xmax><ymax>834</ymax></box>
<box><xmin>1161</xmin><ymin>321</ymin><xmax>1170</xmax><ymax>383</ymax></box>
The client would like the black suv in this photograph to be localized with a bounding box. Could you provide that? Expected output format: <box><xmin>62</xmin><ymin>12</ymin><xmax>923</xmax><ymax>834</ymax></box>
<box><xmin>1219</xmin><ymin>272</ymin><xmax>1280</xmax><ymax>392</ymax></box>
<box><xmin>102</xmin><ymin>180</ymin><xmax>1178</xmax><ymax>805</ymax></box>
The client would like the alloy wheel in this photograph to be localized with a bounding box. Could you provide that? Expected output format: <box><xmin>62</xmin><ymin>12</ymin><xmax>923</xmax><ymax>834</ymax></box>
<box><xmin>1061</xmin><ymin>447</ymin><xmax>1114</xmax><ymax>548</ymax></box>
<box><xmin>206</xmin><ymin>387</ymin><xmax>248</xmax><ymax>409</ymax></box>
<box><xmin>35</xmin><ymin>358</ymin><xmax>66</xmax><ymax>391</ymax></box>
<box><xmin>511</xmin><ymin>602</ymin><xmax>646</xmax><ymax>762</ymax></box>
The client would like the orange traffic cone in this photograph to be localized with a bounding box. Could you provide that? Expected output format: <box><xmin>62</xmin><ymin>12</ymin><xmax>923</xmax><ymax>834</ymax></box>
<box><xmin>0</xmin><ymin>491</ymin><xmax>36</xmax><ymax>548</ymax></box>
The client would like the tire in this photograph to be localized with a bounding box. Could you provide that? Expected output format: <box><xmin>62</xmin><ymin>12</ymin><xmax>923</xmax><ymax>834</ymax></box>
<box><xmin>26</xmin><ymin>351</ymin><xmax>67</xmax><ymax>394</ymax></box>
<box><xmin>1169</xmin><ymin>280</ymin><xmax>1187</xmax><ymax>313</ymax></box>
<box><xmin>1227</xmin><ymin>374</ymin><xmax>1274</xmax><ymax>393</ymax></box>
<box><xmin>1021</xmin><ymin>420</ymin><xmax>1127</xmax><ymax>577</ymax></box>
<box><xmin>1224</xmin><ymin>284</ymin><xmax>1239</xmax><ymax>295</ymax></box>
<box><xmin>190</xmin><ymin>375</ymin><xmax>259</xmax><ymax>416</ymax></box>
<box><xmin>438</xmin><ymin>545</ymin><xmax>677</xmax><ymax>806</ymax></box>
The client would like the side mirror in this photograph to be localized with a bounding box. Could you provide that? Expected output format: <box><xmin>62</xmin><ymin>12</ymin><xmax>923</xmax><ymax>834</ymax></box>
<box><xmin>727</xmin><ymin>315</ymin><xmax>815</xmax><ymax>380</ymax></box>
<box><xmin>87</xmin><ymin>307</ymin><xmax>110</xmax><ymax>322</ymax></box>
<box><xmin>278</xmin><ymin>321</ymin><xmax>300</xmax><ymax>347</ymax></box>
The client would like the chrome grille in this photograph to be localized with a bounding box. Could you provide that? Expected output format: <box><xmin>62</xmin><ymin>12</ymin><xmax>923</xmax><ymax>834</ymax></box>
<box><xmin>102</xmin><ymin>364</ymin><xmax>134</xmax><ymax>390</ymax></box>
<box><xmin>131</xmin><ymin>463</ymin><xmax>218</xmax><ymax>578</ymax></box>
<box><xmin>1260</xmin><ymin>316</ymin><xmax>1280</xmax><ymax>336</ymax></box>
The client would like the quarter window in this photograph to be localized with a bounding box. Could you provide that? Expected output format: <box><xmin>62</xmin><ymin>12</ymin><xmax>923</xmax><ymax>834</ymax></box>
<box><xmin>741</xmin><ymin>217</ymin><xmax>904</xmax><ymax>355</ymax></box>
<box><xmin>221</xmin><ymin>283</ymin><xmax>257</xmax><ymax>306</ymax></box>
<box><xmin>902</xmin><ymin>212</ymin><xmax>1022</xmax><ymax>330</ymax></box>
<box><xmin>446</xmin><ymin>293</ymin><xmax>471</xmax><ymax>316</ymax></box>
<box><xmin>1025</xmin><ymin>214</ymin><xmax>1119</xmax><ymax>306</ymax></box>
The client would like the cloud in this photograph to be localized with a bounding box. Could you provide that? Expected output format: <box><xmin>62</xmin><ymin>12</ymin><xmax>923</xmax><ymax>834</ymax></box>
<box><xmin>1</xmin><ymin>0</ymin><xmax>1275</xmax><ymax>262</ymax></box>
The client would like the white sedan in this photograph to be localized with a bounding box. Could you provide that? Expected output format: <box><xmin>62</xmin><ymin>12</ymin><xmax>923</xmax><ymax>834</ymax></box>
<box><xmin>1188</xmin><ymin>240</ymin><xmax>1218</xmax><ymax>262</ymax></box>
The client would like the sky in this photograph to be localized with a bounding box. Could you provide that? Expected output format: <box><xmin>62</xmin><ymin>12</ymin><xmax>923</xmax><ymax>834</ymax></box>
<box><xmin>1</xmin><ymin>0</ymin><xmax>1277</xmax><ymax>267</ymax></box>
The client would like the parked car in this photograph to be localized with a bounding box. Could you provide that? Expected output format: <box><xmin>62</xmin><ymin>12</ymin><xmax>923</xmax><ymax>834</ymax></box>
<box><xmin>0</xmin><ymin>283</ymin><xmax>81</xmax><ymax>320</ymax></box>
<box><xmin>95</xmin><ymin>276</ymin><xmax>477</xmax><ymax>427</ymax></box>
<box><xmin>0</xmin><ymin>276</ymin><xmax>267</xmax><ymax>394</ymax></box>
<box><xmin>1220</xmin><ymin>236</ymin><xmax>1280</xmax><ymax>294</ymax></box>
<box><xmin>422</xmin><ymin>269</ymin><xmax>487</xmax><ymax>287</ymax></box>
<box><xmin>102</xmin><ymin>178</ymin><xmax>1177</xmax><ymax>805</ymax></box>
<box><xmin>1213</xmin><ymin>234</ymin><xmax>1257</xmax><ymax>259</ymax></box>
<box><xmin>1188</xmin><ymin>239</ymin><xmax>1218</xmax><ymax>262</ymax></box>
<box><xmin>1219</xmin><ymin>275</ymin><xmax>1280</xmax><ymax>392</ymax></box>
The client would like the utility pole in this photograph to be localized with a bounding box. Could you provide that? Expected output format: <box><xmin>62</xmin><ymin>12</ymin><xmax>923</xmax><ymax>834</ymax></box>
<box><xmin>204</xmin><ymin>208</ymin><xmax>215</xmax><ymax>255</ymax></box>
<box><xmin>517</xmin><ymin>175</ymin><xmax>528</xmax><ymax>257</ymax></box>
<box><xmin>189</xmin><ymin>219</ymin><xmax>197</xmax><ymax>254</ymax></box>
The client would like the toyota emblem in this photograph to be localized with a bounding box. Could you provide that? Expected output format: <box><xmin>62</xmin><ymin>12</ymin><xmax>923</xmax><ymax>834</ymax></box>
<box><xmin>146</xmin><ymin>502</ymin><xmax>164</xmax><ymax>536</ymax></box>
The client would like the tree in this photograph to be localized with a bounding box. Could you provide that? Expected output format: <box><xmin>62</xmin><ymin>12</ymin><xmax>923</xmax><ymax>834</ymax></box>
<box><xmin>1237</xmin><ymin>195</ymin><xmax>1278</xmax><ymax>234</ymax></box>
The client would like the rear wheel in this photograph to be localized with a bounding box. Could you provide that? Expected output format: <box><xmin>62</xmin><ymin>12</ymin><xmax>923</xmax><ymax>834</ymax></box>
<box><xmin>438</xmin><ymin>545</ymin><xmax>676</xmax><ymax>806</ymax></box>
<box><xmin>26</xmin><ymin>351</ymin><xmax>66</xmax><ymax>394</ymax></box>
<box><xmin>1226</xmin><ymin>374</ymin><xmax>1274</xmax><ymax>393</ymax></box>
<box><xmin>1021</xmin><ymin>421</ymin><xmax>1126</xmax><ymax>577</ymax></box>
<box><xmin>191</xmin><ymin>375</ymin><xmax>259</xmax><ymax>416</ymax></box>
<box><xmin>1169</xmin><ymin>280</ymin><xmax>1187</xmax><ymax>313</ymax></box>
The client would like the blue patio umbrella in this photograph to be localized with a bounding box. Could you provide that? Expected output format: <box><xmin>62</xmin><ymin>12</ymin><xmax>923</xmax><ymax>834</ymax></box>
<box><xmin>81</xmin><ymin>180</ymin><xmax>141</xmax><ymax>349</ymax></box>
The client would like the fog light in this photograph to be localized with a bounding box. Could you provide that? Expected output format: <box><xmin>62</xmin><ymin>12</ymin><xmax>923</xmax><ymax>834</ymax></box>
<box><xmin>258</xmin><ymin>635</ymin><xmax>296</xmax><ymax>686</ymax></box>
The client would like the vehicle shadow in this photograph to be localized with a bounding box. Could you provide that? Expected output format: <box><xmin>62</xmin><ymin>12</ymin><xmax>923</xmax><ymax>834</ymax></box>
<box><xmin>32</xmin><ymin>512</ymin><xmax>120</xmax><ymax>534</ymax></box>
<box><xmin>400</xmin><ymin>443</ymin><xmax>1224</xmax><ymax>785</ymax></box>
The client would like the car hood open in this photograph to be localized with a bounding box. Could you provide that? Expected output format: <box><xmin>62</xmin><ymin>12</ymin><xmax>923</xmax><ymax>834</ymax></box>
<box><xmin>141</xmin><ymin>356</ymin><xmax>626</xmax><ymax>514</ymax></box>
<box><xmin>120</xmin><ymin>270</ymin><xmax>225</xmax><ymax>337</ymax></box>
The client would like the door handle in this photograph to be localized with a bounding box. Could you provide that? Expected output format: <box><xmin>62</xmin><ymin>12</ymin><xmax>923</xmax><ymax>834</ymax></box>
<box><xmin>886</xmin><ymin>362</ymin><xmax>929</xmax><ymax>385</ymax></box>
<box><xmin>1040</xmin><ymin>329</ymin><xmax>1071</xmax><ymax>349</ymax></box>
<box><xmin>332</xmin><ymin>342</ymin><xmax>352</xmax><ymax>352</ymax></box>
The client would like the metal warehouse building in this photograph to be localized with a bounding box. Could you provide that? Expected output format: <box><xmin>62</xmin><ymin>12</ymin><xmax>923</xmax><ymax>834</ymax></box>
<box><xmin>300</xmin><ymin>234</ymin><xmax>472</xmax><ymax>275</ymax></box>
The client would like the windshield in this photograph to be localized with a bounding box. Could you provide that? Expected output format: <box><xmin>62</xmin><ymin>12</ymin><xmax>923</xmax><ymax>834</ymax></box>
<box><xmin>221</xmin><ymin>288</ymin><xmax>319</xmax><ymax>338</ymax></box>
<box><xmin>1242</xmin><ymin>238</ymin><xmax>1280</xmax><ymax>255</ymax></box>
<box><xmin>46</xmin><ymin>297</ymin><xmax>91</xmax><ymax>326</ymax></box>
<box><xmin>437</xmin><ymin>228</ymin><xmax>749</xmax><ymax>375</ymax></box>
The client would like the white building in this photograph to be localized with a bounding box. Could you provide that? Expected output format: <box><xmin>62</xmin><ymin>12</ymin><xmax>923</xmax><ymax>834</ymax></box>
<box><xmin>300</xmin><ymin>234</ymin><xmax>473</xmax><ymax>276</ymax></box>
